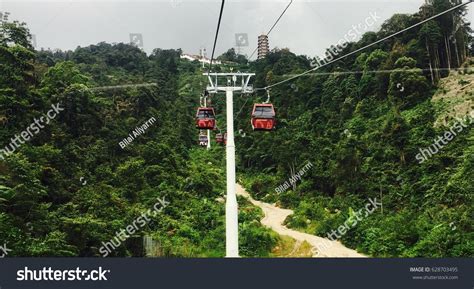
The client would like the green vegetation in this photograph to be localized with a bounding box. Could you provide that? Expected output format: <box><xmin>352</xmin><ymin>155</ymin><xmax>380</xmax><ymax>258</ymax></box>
<box><xmin>1</xmin><ymin>0</ymin><xmax>473</xmax><ymax>258</ymax></box>
<box><xmin>270</xmin><ymin>236</ymin><xmax>313</xmax><ymax>258</ymax></box>
<box><xmin>0</xmin><ymin>17</ymin><xmax>275</xmax><ymax>257</ymax></box>
<box><xmin>237</xmin><ymin>1</ymin><xmax>473</xmax><ymax>257</ymax></box>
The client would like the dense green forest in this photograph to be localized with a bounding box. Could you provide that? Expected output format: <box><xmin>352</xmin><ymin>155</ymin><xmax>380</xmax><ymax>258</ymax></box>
<box><xmin>0</xmin><ymin>15</ymin><xmax>277</xmax><ymax>257</ymax></box>
<box><xmin>237</xmin><ymin>0</ymin><xmax>473</xmax><ymax>257</ymax></box>
<box><xmin>1</xmin><ymin>0</ymin><xmax>473</xmax><ymax>257</ymax></box>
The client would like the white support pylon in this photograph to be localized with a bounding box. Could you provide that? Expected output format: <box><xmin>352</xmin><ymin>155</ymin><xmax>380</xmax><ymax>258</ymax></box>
<box><xmin>204</xmin><ymin>72</ymin><xmax>255</xmax><ymax>257</ymax></box>
<box><xmin>225</xmin><ymin>86</ymin><xmax>238</xmax><ymax>257</ymax></box>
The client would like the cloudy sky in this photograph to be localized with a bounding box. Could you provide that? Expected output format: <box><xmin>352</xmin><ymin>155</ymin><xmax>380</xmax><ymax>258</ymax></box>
<box><xmin>1</xmin><ymin>0</ymin><xmax>472</xmax><ymax>59</ymax></box>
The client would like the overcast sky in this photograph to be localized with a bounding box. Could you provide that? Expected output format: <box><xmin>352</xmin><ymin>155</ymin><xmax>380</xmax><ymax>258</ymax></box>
<box><xmin>1</xmin><ymin>0</ymin><xmax>472</xmax><ymax>59</ymax></box>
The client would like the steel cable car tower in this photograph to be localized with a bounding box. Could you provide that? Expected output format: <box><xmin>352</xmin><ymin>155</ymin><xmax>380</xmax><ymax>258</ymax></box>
<box><xmin>202</xmin><ymin>0</ymin><xmax>289</xmax><ymax>257</ymax></box>
<box><xmin>204</xmin><ymin>72</ymin><xmax>254</xmax><ymax>257</ymax></box>
<box><xmin>199</xmin><ymin>0</ymin><xmax>470</xmax><ymax>258</ymax></box>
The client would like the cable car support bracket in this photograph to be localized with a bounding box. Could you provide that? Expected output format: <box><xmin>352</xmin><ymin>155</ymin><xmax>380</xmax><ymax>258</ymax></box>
<box><xmin>204</xmin><ymin>73</ymin><xmax>255</xmax><ymax>94</ymax></box>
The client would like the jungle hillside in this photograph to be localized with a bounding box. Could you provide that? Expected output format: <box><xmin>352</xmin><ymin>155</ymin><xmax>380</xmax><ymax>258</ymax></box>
<box><xmin>0</xmin><ymin>0</ymin><xmax>473</xmax><ymax>257</ymax></box>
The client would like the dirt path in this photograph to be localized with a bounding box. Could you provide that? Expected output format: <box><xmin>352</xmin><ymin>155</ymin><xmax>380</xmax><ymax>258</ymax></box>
<box><xmin>236</xmin><ymin>184</ymin><xmax>366</xmax><ymax>258</ymax></box>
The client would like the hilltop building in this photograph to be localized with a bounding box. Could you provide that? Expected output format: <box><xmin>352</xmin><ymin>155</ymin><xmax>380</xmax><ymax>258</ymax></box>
<box><xmin>180</xmin><ymin>49</ymin><xmax>221</xmax><ymax>66</ymax></box>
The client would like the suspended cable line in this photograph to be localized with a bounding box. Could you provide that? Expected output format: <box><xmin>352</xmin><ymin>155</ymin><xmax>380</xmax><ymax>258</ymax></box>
<box><xmin>248</xmin><ymin>0</ymin><xmax>293</xmax><ymax>60</ymax></box>
<box><xmin>208</xmin><ymin>0</ymin><xmax>226</xmax><ymax>73</ymax></box>
<box><xmin>267</xmin><ymin>0</ymin><xmax>294</xmax><ymax>36</ymax></box>
<box><xmin>235</xmin><ymin>96</ymin><xmax>250</xmax><ymax>117</ymax></box>
<box><xmin>255</xmin><ymin>0</ymin><xmax>472</xmax><ymax>91</ymax></box>
<box><xmin>283</xmin><ymin>67</ymin><xmax>471</xmax><ymax>77</ymax></box>
<box><xmin>88</xmin><ymin>83</ymin><xmax>158</xmax><ymax>91</ymax></box>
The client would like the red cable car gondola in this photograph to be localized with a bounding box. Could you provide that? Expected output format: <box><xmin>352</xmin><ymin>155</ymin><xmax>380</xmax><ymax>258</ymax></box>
<box><xmin>251</xmin><ymin>103</ymin><xmax>276</xmax><ymax>131</ymax></box>
<box><xmin>216</xmin><ymin>133</ymin><xmax>224</xmax><ymax>144</ymax></box>
<box><xmin>198</xmin><ymin>134</ymin><xmax>208</xmax><ymax>147</ymax></box>
<box><xmin>195</xmin><ymin>107</ymin><xmax>216</xmax><ymax>130</ymax></box>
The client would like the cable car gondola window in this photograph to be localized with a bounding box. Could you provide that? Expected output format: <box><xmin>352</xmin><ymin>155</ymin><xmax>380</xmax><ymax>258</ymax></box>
<box><xmin>253</xmin><ymin>106</ymin><xmax>274</xmax><ymax>118</ymax></box>
<box><xmin>198</xmin><ymin>109</ymin><xmax>215</xmax><ymax>119</ymax></box>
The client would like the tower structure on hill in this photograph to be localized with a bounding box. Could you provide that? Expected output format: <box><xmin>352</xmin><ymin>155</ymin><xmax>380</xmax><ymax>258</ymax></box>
<box><xmin>257</xmin><ymin>34</ymin><xmax>269</xmax><ymax>59</ymax></box>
